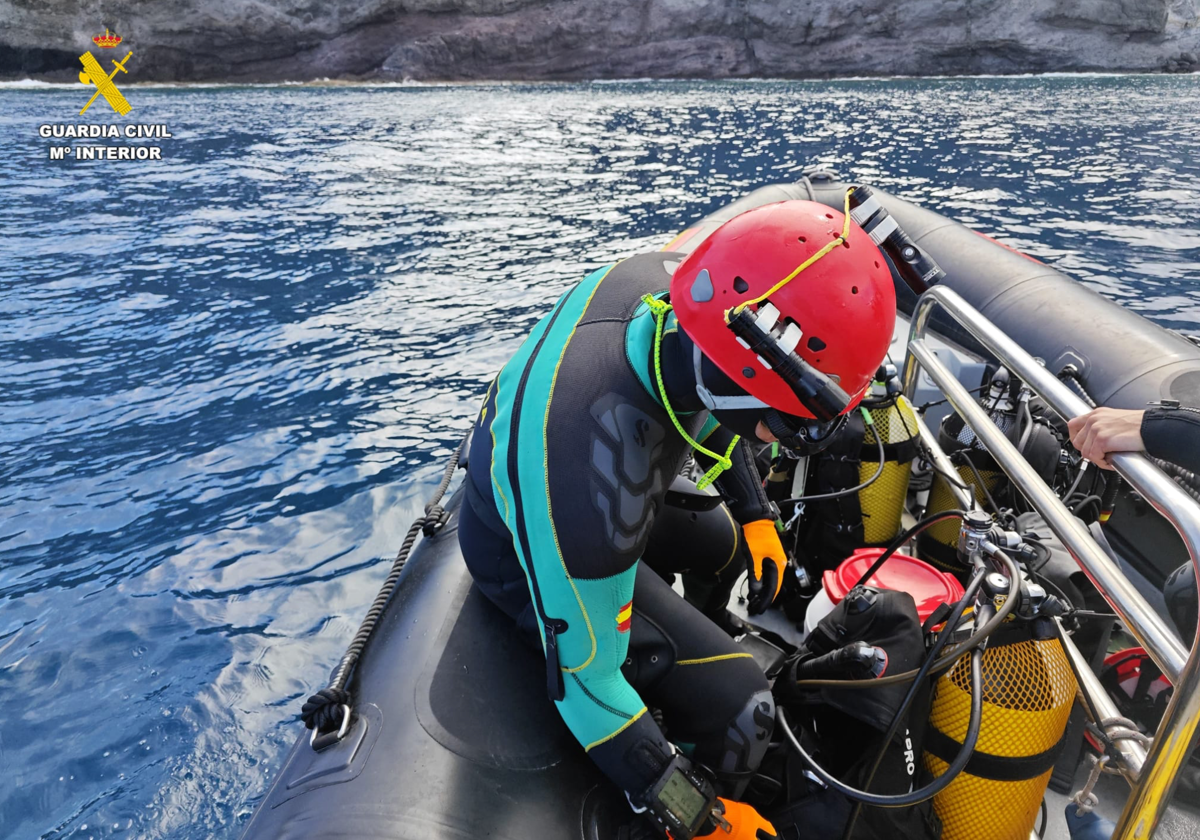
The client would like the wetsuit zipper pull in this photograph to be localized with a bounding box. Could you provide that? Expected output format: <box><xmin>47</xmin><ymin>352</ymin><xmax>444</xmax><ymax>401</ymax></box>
<box><xmin>544</xmin><ymin>619</ymin><xmax>569</xmax><ymax>701</ymax></box>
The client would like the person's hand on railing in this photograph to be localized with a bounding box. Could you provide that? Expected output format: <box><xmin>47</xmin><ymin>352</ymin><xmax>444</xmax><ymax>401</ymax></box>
<box><xmin>1068</xmin><ymin>408</ymin><xmax>1146</xmax><ymax>470</ymax></box>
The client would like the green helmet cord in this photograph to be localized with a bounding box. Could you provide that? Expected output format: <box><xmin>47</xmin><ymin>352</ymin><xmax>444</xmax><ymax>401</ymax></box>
<box><xmin>642</xmin><ymin>294</ymin><xmax>740</xmax><ymax>490</ymax></box>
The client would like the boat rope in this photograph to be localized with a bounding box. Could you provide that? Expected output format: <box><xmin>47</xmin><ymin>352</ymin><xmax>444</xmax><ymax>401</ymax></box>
<box><xmin>300</xmin><ymin>433</ymin><xmax>467</xmax><ymax>741</ymax></box>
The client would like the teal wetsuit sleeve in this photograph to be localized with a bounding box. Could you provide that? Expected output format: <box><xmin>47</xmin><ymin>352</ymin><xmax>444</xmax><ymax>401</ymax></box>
<box><xmin>487</xmin><ymin>266</ymin><xmax>676</xmax><ymax>797</ymax></box>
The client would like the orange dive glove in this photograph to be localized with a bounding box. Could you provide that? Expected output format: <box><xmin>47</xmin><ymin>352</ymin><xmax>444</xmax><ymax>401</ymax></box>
<box><xmin>699</xmin><ymin>798</ymin><xmax>777</xmax><ymax>840</ymax></box>
<box><xmin>743</xmin><ymin>519</ymin><xmax>787</xmax><ymax>615</ymax></box>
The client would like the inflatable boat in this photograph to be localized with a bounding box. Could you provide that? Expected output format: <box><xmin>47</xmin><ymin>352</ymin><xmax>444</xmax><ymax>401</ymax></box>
<box><xmin>239</xmin><ymin>173</ymin><xmax>1200</xmax><ymax>840</ymax></box>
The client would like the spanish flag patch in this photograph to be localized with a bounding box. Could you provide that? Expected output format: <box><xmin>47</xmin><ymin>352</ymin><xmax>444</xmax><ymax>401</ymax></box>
<box><xmin>616</xmin><ymin>600</ymin><xmax>633</xmax><ymax>633</ymax></box>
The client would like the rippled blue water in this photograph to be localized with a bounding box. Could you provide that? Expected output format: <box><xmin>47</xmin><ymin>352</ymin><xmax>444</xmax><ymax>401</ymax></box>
<box><xmin>2</xmin><ymin>76</ymin><xmax>1200</xmax><ymax>839</ymax></box>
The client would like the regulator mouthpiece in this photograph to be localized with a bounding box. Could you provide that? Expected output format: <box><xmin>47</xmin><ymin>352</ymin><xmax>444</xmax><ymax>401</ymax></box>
<box><xmin>726</xmin><ymin>302</ymin><xmax>851</xmax><ymax>422</ymax></box>
<box><xmin>849</xmin><ymin>185</ymin><xmax>946</xmax><ymax>295</ymax></box>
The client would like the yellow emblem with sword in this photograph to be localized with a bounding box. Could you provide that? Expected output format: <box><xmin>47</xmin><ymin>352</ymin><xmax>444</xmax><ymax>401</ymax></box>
<box><xmin>79</xmin><ymin>49</ymin><xmax>134</xmax><ymax>116</ymax></box>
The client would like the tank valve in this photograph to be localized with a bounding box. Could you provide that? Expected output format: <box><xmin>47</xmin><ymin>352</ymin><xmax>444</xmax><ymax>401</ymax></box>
<box><xmin>957</xmin><ymin>510</ymin><xmax>993</xmax><ymax>565</ymax></box>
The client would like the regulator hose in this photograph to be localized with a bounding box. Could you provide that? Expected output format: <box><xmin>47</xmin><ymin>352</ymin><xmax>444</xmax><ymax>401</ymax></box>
<box><xmin>780</xmin><ymin>408</ymin><xmax>886</xmax><ymax>505</ymax></box>
<box><xmin>851</xmin><ymin>509</ymin><xmax>967</xmax><ymax>589</ymax></box>
<box><xmin>778</xmin><ymin>647</ymin><xmax>984</xmax><ymax>808</ymax></box>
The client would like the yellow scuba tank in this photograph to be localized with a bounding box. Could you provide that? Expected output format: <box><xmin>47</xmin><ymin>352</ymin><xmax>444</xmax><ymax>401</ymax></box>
<box><xmin>920</xmin><ymin>461</ymin><xmax>1004</xmax><ymax>576</ymax></box>
<box><xmin>858</xmin><ymin>394</ymin><xmax>920</xmax><ymax>544</ymax></box>
<box><xmin>917</xmin><ymin>377</ymin><xmax>1010</xmax><ymax>580</ymax></box>
<box><xmin>923</xmin><ymin>623</ymin><xmax>1077</xmax><ymax>840</ymax></box>
<box><xmin>916</xmin><ymin>367</ymin><xmax>1066</xmax><ymax>581</ymax></box>
<box><xmin>789</xmin><ymin>367</ymin><xmax>920</xmax><ymax>574</ymax></box>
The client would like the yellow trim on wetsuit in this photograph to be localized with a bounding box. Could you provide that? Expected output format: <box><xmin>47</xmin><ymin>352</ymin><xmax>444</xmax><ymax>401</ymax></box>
<box><xmin>542</xmin><ymin>266</ymin><xmax>615</xmax><ymax>674</ymax></box>
<box><xmin>715</xmin><ymin>504</ymin><xmax>740</xmax><ymax>575</ymax></box>
<box><xmin>675</xmin><ymin>652</ymin><xmax>755</xmax><ymax>667</ymax></box>
<box><xmin>585</xmin><ymin>706</ymin><xmax>649</xmax><ymax>752</ymax></box>
<box><xmin>661</xmin><ymin>229</ymin><xmax>694</xmax><ymax>252</ymax></box>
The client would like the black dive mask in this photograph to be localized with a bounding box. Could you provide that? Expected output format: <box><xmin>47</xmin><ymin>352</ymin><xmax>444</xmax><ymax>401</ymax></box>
<box><xmin>762</xmin><ymin>409</ymin><xmax>849</xmax><ymax>457</ymax></box>
<box><xmin>692</xmin><ymin>342</ymin><xmax>850</xmax><ymax>457</ymax></box>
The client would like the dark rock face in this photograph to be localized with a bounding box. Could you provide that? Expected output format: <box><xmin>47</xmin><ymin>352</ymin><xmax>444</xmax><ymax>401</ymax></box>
<box><xmin>3</xmin><ymin>0</ymin><xmax>1200</xmax><ymax>82</ymax></box>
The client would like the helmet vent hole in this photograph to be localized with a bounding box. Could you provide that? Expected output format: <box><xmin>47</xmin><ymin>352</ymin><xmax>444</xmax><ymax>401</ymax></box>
<box><xmin>797</xmin><ymin>236</ymin><xmax>807</xmax><ymax>243</ymax></box>
<box><xmin>825</xmin><ymin>213</ymin><xmax>834</xmax><ymax>219</ymax></box>
<box><xmin>733</xmin><ymin>276</ymin><xmax>749</xmax><ymax>293</ymax></box>
<box><xmin>851</xmin><ymin>286</ymin><xmax>859</xmax><ymax>294</ymax></box>
<box><xmin>807</xmin><ymin>336</ymin><xmax>827</xmax><ymax>352</ymax></box>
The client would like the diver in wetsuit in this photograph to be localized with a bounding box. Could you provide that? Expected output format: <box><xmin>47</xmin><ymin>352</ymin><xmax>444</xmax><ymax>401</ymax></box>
<box><xmin>458</xmin><ymin>198</ymin><xmax>896</xmax><ymax>839</ymax></box>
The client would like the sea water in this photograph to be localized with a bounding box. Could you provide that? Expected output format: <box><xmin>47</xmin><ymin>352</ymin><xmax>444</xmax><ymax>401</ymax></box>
<box><xmin>2</xmin><ymin>76</ymin><xmax>1199</xmax><ymax>839</ymax></box>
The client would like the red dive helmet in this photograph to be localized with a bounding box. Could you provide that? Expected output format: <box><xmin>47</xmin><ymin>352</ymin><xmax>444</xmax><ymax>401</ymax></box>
<box><xmin>671</xmin><ymin>198</ymin><xmax>896</xmax><ymax>420</ymax></box>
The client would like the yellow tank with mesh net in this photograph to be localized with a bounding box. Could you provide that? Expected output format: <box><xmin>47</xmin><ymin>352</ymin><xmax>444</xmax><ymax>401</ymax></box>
<box><xmin>919</xmin><ymin>463</ymin><xmax>1004</xmax><ymax>577</ymax></box>
<box><xmin>923</xmin><ymin>628</ymin><xmax>1077</xmax><ymax>840</ymax></box>
<box><xmin>857</xmin><ymin>397</ymin><xmax>920</xmax><ymax>544</ymax></box>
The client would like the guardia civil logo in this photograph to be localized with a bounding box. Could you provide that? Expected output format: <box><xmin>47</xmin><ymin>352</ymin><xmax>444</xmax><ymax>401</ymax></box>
<box><xmin>78</xmin><ymin>29</ymin><xmax>134</xmax><ymax>116</ymax></box>
<box><xmin>39</xmin><ymin>26</ymin><xmax>173</xmax><ymax>162</ymax></box>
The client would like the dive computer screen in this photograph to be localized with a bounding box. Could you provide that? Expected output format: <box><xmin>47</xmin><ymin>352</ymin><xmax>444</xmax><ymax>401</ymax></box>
<box><xmin>657</xmin><ymin>769</ymin><xmax>708</xmax><ymax>832</ymax></box>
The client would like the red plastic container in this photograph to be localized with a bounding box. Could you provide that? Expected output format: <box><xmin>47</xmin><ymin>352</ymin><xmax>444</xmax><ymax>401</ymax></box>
<box><xmin>820</xmin><ymin>547</ymin><xmax>965</xmax><ymax>623</ymax></box>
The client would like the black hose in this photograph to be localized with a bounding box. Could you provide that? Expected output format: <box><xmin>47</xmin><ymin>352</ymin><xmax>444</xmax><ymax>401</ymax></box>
<box><xmin>1060</xmin><ymin>367</ymin><xmax>1126</xmax><ymax>520</ymax></box>
<box><xmin>778</xmin><ymin>648</ymin><xmax>984</xmax><ymax>807</ymax></box>
<box><xmin>842</xmin><ymin>568</ymin><xmax>986</xmax><ymax>839</ymax></box>
<box><xmin>781</xmin><ymin>417</ymin><xmax>886</xmax><ymax>504</ymax></box>
<box><xmin>1071</xmin><ymin>494</ymin><xmax>1103</xmax><ymax>517</ymax></box>
<box><xmin>851</xmin><ymin>509</ymin><xmax>967</xmax><ymax>590</ymax></box>
<box><xmin>1099</xmin><ymin>471</ymin><xmax>1122</xmax><ymax>518</ymax></box>
<box><xmin>300</xmin><ymin>433</ymin><xmax>467</xmax><ymax>736</ymax></box>
<box><xmin>1017</xmin><ymin>399</ymin><xmax>1035</xmax><ymax>453</ymax></box>
<box><xmin>916</xmin><ymin>384</ymin><xmax>987</xmax><ymax>413</ymax></box>
<box><xmin>956</xmin><ymin>450</ymin><xmax>1004</xmax><ymax>518</ymax></box>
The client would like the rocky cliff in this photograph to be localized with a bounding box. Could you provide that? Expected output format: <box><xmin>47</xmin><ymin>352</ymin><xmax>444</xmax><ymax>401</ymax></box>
<box><xmin>3</xmin><ymin>0</ymin><xmax>1200</xmax><ymax>82</ymax></box>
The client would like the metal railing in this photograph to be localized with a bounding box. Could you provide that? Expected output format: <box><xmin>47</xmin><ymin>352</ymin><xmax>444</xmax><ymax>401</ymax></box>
<box><xmin>901</xmin><ymin>286</ymin><xmax>1200</xmax><ymax>840</ymax></box>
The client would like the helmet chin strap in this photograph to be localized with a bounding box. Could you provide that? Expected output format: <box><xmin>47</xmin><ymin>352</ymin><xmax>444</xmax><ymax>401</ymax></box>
<box><xmin>692</xmin><ymin>343</ymin><xmax>769</xmax><ymax>412</ymax></box>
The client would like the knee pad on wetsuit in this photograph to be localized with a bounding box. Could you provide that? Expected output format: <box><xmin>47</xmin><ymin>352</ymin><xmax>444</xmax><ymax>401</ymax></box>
<box><xmin>622</xmin><ymin>613</ymin><xmax>675</xmax><ymax>688</ymax></box>
<box><xmin>713</xmin><ymin>688</ymin><xmax>775</xmax><ymax>798</ymax></box>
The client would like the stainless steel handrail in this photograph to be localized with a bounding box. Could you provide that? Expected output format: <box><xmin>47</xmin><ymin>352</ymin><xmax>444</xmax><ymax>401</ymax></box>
<box><xmin>1057</xmin><ymin>620</ymin><xmax>1148</xmax><ymax>782</ymax></box>
<box><xmin>902</xmin><ymin>286</ymin><xmax>1200</xmax><ymax>840</ymax></box>
<box><xmin>901</xmin><ymin>397</ymin><xmax>974</xmax><ymax>512</ymax></box>
<box><xmin>906</xmin><ymin>340</ymin><xmax>1157</xmax><ymax>787</ymax></box>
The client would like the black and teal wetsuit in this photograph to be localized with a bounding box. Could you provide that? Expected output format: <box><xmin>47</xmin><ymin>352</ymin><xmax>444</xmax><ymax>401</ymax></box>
<box><xmin>460</xmin><ymin>251</ymin><xmax>775</xmax><ymax>799</ymax></box>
